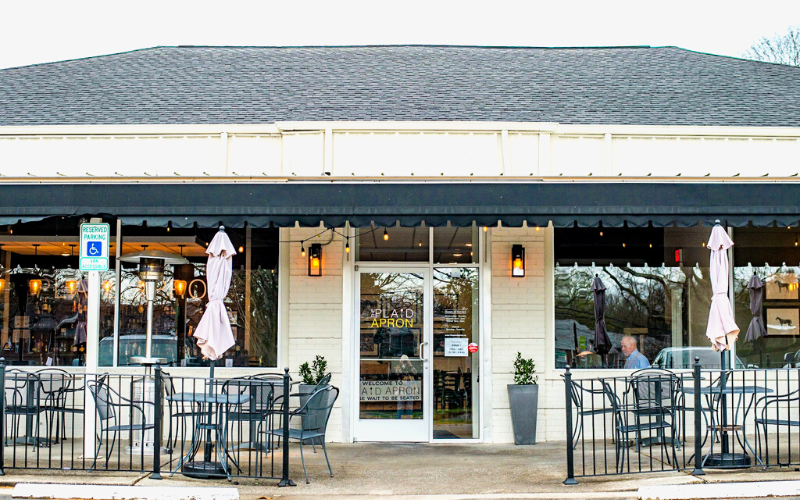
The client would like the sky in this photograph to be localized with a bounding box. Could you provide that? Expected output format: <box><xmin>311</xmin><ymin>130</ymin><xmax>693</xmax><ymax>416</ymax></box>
<box><xmin>1</xmin><ymin>0</ymin><xmax>799</xmax><ymax>69</ymax></box>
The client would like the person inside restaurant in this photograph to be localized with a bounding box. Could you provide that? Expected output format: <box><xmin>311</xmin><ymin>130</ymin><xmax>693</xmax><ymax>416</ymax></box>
<box><xmin>621</xmin><ymin>335</ymin><xmax>651</xmax><ymax>369</ymax></box>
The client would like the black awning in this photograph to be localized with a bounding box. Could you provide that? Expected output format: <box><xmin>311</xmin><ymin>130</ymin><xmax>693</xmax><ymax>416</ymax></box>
<box><xmin>1</xmin><ymin>182</ymin><xmax>799</xmax><ymax>228</ymax></box>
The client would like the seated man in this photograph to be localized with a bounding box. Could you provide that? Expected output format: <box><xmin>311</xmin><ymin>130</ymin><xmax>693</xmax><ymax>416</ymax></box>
<box><xmin>621</xmin><ymin>335</ymin><xmax>650</xmax><ymax>369</ymax></box>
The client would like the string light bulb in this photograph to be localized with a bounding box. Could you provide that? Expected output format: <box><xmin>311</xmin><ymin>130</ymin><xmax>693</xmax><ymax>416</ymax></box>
<box><xmin>345</xmin><ymin>241</ymin><xmax>350</xmax><ymax>253</ymax></box>
<box><xmin>238</xmin><ymin>246</ymin><xmax>244</xmax><ymax>253</ymax></box>
<box><xmin>383</xmin><ymin>229</ymin><xmax>389</xmax><ymax>241</ymax></box>
<box><xmin>301</xmin><ymin>244</ymin><xmax>306</xmax><ymax>257</ymax></box>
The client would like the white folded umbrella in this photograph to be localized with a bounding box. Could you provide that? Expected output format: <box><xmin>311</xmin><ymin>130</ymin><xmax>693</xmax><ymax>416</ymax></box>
<box><xmin>705</xmin><ymin>224</ymin><xmax>740</xmax><ymax>351</ymax></box>
<box><xmin>194</xmin><ymin>227</ymin><xmax>237</xmax><ymax>360</ymax></box>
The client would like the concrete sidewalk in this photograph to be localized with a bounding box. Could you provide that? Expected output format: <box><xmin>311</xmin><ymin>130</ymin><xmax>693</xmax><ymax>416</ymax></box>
<box><xmin>3</xmin><ymin>442</ymin><xmax>800</xmax><ymax>499</ymax></box>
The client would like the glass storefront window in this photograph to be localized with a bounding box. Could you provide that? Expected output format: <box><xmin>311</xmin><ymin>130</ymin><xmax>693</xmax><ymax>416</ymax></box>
<box><xmin>554</xmin><ymin>226</ymin><xmax>718</xmax><ymax>369</ymax></box>
<box><xmin>433</xmin><ymin>225</ymin><xmax>479</xmax><ymax>264</ymax></box>
<box><xmin>433</xmin><ymin>267</ymin><xmax>479</xmax><ymax>439</ymax></box>
<box><xmin>359</xmin><ymin>271</ymin><xmax>425</xmax><ymax>420</ymax></box>
<box><xmin>734</xmin><ymin>227</ymin><xmax>800</xmax><ymax>368</ymax></box>
<box><xmin>356</xmin><ymin>224</ymin><xmax>429</xmax><ymax>262</ymax></box>
<box><xmin>0</xmin><ymin>219</ymin><xmax>279</xmax><ymax>368</ymax></box>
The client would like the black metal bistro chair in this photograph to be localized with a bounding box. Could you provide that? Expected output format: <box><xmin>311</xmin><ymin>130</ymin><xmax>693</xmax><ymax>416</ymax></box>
<box><xmin>4</xmin><ymin>369</ymin><xmax>52</xmax><ymax>449</ymax></box>
<box><xmin>161</xmin><ymin>370</ymin><xmax>203</xmax><ymax>450</ymax></box>
<box><xmin>222</xmin><ymin>376</ymin><xmax>276</xmax><ymax>469</ymax></box>
<box><xmin>87</xmin><ymin>378</ymin><xmax>154</xmax><ymax>470</ymax></box>
<box><xmin>628</xmin><ymin>369</ymin><xmax>683</xmax><ymax>451</ymax></box>
<box><xmin>267</xmin><ymin>385</ymin><xmax>339</xmax><ymax>484</ymax></box>
<box><xmin>603</xmin><ymin>377</ymin><xmax>679</xmax><ymax>473</ymax></box>
<box><xmin>754</xmin><ymin>388</ymin><xmax>800</xmax><ymax>464</ymax></box>
<box><xmin>568</xmin><ymin>378</ymin><xmax>615</xmax><ymax>449</ymax></box>
<box><xmin>35</xmin><ymin>368</ymin><xmax>81</xmax><ymax>444</ymax></box>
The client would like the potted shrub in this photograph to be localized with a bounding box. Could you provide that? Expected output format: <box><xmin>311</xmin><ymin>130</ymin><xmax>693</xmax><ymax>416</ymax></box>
<box><xmin>507</xmin><ymin>352</ymin><xmax>539</xmax><ymax>445</ymax></box>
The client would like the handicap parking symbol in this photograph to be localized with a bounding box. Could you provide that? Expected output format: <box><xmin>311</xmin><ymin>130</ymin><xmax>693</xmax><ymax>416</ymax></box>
<box><xmin>87</xmin><ymin>241</ymin><xmax>103</xmax><ymax>257</ymax></box>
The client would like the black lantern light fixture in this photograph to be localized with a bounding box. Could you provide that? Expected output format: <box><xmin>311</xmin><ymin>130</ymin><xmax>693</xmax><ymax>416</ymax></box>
<box><xmin>512</xmin><ymin>244</ymin><xmax>525</xmax><ymax>278</ymax></box>
<box><xmin>308</xmin><ymin>243</ymin><xmax>322</xmax><ymax>277</ymax></box>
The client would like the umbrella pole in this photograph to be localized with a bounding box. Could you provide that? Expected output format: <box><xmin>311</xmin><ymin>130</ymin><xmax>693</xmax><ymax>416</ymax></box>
<box><xmin>204</xmin><ymin>360</ymin><xmax>215</xmax><ymax>462</ymax></box>
<box><xmin>720</xmin><ymin>348</ymin><xmax>729</xmax><ymax>455</ymax></box>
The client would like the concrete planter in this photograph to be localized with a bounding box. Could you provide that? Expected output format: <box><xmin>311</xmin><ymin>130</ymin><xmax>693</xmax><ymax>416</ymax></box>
<box><xmin>507</xmin><ymin>384</ymin><xmax>539</xmax><ymax>445</ymax></box>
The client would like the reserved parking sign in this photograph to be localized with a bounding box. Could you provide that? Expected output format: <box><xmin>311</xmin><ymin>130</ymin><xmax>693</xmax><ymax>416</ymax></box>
<box><xmin>79</xmin><ymin>223</ymin><xmax>110</xmax><ymax>271</ymax></box>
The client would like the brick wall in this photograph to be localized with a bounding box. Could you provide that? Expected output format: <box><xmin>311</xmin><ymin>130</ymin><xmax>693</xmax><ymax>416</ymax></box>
<box><xmin>286</xmin><ymin>227</ymin><xmax>344</xmax><ymax>441</ymax></box>
<box><xmin>490</xmin><ymin>226</ymin><xmax>548</xmax><ymax>443</ymax></box>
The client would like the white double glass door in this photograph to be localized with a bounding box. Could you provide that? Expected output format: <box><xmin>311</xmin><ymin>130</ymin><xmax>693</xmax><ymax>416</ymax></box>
<box><xmin>355</xmin><ymin>268</ymin><xmax>432</xmax><ymax>442</ymax></box>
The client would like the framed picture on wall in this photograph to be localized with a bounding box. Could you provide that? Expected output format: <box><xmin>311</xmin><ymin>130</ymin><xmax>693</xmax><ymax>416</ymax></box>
<box><xmin>766</xmin><ymin>273</ymin><xmax>799</xmax><ymax>300</ymax></box>
<box><xmin>766</xmin><ymin>308</ymin><xmax>800</xmax><ymax>335</ymax></box>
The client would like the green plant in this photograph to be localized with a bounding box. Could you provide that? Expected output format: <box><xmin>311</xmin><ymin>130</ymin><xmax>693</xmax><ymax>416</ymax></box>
<box><xmin>312</xmin><ymin>355</ymin><xmax>328</xmax><ymax>384</ymax></box>
<box><xmin>299</xmin><ymin>355</ymin><xmax>328</xmax><ymax>385</ymax></box>
<box><xmin>299</xmin><ymin>362</ymin><xmax>314</xmax><ymax>385</ymax></box>
<box><xmin>513</xmin><ymin>352</ymin><xmax>537</xmax><ymax>385</ymax></box>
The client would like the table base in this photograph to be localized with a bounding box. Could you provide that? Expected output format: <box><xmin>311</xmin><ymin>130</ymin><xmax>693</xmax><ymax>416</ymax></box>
<box><xmin>182</xmin><ymin>460</ymin><xmax>228</xmax><ymax>479</ymax></box>
<box><xmin>704</xmin><ymin>452</ymin><xmax>751</xmax><ymax>468</ymax></box>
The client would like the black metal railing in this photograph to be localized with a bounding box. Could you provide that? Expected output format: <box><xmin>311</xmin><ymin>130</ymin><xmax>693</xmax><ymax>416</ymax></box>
<box><xmin>564</xmin><ymin>359</ymin><xmax>800</xmax><ymax>484</ymax></box>
<box><xmin>0</xmin><ymin>360</ymin><xmax>297</xmax><ymax>484</ymax></box>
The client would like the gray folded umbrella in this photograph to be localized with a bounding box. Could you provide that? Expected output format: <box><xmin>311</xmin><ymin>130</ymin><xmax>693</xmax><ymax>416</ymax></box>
<box><xmin>591</xmin><ymin>275</ymin><xmax>611</xmax><ymax>356</ymax></box>
<box><xmin>745</xmin><ymin>273</ymin><xmax>767</xmax><ymax>342</ymax></box>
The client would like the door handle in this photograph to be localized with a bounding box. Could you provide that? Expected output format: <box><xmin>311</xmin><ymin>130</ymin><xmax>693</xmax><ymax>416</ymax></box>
<box><xmin>418</xmin><ymin>341</ymin><xmax>428</xmax><ymax>362</ymax></box>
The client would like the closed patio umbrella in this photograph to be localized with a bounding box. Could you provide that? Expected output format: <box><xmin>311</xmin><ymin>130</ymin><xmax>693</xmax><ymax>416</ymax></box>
<box><xmin>745</xmin><ymin>273</ymin><xmax>767</xmax><ymax>343</ymax></box>
<box><xmin>591</xmin><ymin>275</ymin><xmax>611</xmax><ymax>365</ymax></box>
<box><xmin>705</xmin><ymin>224</ymin><xmax>740</xmax><ymax>352</ymax></box>
<box><xmin>186</xmin><ymin>226</ymin><xmax>237</xmax><ymax>478</ymax></box>
<box><xmin>194</xmin><ymin>226</ymin><xmax>237</xmax><ymax>361</ymax></box>
<box><xmin>705</xmin><ymin>222</ymin><xmax>745</xmax><ymax>467</ymax></box>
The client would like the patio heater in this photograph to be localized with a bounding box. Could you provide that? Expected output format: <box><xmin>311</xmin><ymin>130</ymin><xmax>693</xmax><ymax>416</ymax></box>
<box><xmin>119</xmin><ymin>250</ymin><xmax>189</xmax><ymax>367</ymax></box>
<box><xmin>119</xmin><ymin>250</ymin><xmax>189</xmax><ymax>455</ymax></box>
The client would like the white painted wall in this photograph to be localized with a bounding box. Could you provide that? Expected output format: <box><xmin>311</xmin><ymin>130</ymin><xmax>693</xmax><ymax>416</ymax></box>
<box><xmin>2</xmin><ymin>123</ymin><xmax>800</xmax><ymax>180</ymax></box>
<box><xmin>489</xmin><ymin>225</ymin><xmax>547</xmax><ymax>443</ymax></box>
<box><xmin>285</xmin><ymin>227</ymin><xmax>345</xmax><ymax>441</ymax></box>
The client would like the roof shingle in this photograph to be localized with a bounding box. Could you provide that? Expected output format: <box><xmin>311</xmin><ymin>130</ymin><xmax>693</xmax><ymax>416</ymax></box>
<box><xmin>1</xmin><ymin>45</ymin><xmax>798</xmax><ymax>127</ymax></box>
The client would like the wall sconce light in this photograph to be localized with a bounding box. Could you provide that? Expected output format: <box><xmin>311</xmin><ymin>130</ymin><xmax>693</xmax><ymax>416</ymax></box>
<box><xmin>308</xmin><ymin>243</ymin><xmax>322</xmax><ymax>277</ymax></box>
<box><xmin>173</xmin><ymin>279</ymin><xmax>187</xmax><ymax>298</ymax></box>
<box><xmin>29</xmin><ymin>278</ymin><xmax>42</xmax><ymax>296</ymax></box>
<box><xmin>66</xmin><ymin>280</ymin><xmax>78</xmax><ymax>296</ymax></box>
<box><xmin>512</xmin><ymin>244</ymin><xmax>525</xmax><ymax>278</ymax></box>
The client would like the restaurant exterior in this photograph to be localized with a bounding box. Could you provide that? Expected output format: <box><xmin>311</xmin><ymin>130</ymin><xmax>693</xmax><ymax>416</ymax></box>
<box><xmin>1</xmin><ymin>45</ymin><xmax>800</xmax><ymax>445</ymax></box>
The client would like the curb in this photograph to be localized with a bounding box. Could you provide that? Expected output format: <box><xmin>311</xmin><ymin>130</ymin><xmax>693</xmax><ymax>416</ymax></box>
<box><xmin>638</xmin><ymin>480</ymin><xmax>800</xmax><ymax>499</ymax></box>
<box><xmin>12</xmin><ymin>483</ymin><xmax>239</xmax><ymax>500</ymax></box>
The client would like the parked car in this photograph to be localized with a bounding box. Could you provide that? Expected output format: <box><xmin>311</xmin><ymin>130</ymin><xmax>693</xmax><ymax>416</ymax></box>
<box><xmin>652</xmin><ymin>347</ymin><xmax>746</xmax><ymax>369</ymax></box>
<box><xmin>99</xmin><ymin>334</ymin><xmax>177</xmax><ymax>366</ymax></box>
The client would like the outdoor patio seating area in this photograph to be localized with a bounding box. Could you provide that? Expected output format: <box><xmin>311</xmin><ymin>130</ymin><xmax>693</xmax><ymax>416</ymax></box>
<box><xmin>565</xmin><ymin>364</ymin><xmax>800</xmax><ymax>483</ymax></box>
<box><xmin>0</xmin><ymin>367</ymin><xmax>338</xmax><ymax>484</ymax></box>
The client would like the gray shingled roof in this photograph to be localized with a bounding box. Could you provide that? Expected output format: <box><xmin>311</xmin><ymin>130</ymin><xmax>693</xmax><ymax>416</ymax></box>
<box><xmin>1</xmin><ymin>45</ymin><xmax>799</xmax><ymax>127</ymax></box>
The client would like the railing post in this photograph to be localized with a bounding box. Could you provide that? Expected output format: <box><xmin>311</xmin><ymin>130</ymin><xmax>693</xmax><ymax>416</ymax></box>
<box><xmin>691</xmin><ymin>356</ymin><xmax>705</xmax><ymax>476</ymax></box>
<box><xmin>563</xmin><ymin>365</ymin><xmax>578</xmax><ymax>485</ymax></box>
<box><xmin>0</xmin><ymin>358</ymin><xmax>5</xmax><ymax>476</ymax></box>
<box><xmin>278</xmin><ymin>367</ymin><xmax>296</xmax><ymax>487</ymax></box>
<box><xmin>151</xmin><ymin>364</ymin><xmax>163</xmax><ymax>480</ymax></box>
